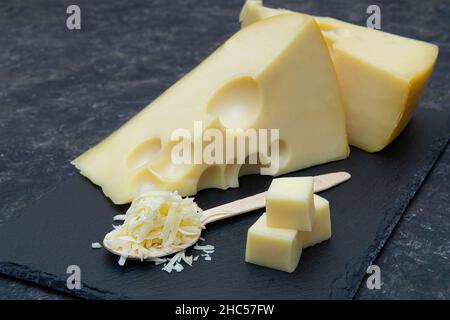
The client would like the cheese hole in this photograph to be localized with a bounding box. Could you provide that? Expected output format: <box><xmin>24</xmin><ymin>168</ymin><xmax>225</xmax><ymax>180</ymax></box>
<box><xmin>151</xmin><ymin>162</ymin><xmax>193</xmax><ymax>180</ymax></box>
<box><xmin>239</xmin><ymin>153</ymin><xmax>270</xmax><ymax>177</ymax></box>
<box><xmin>127</xmin><ymin>138</ymin><xmax>162</xmax><ymax>169</ymax></box>
<box><xmin>197</xmin><ymin>165</ymin><xmax>225</xmax><ymax>191</ymax></box>
<box><xmin>207</xmin><ymin>76</ymin><xmax>262</xmax><ymax>129</ymax></box>
<box><xmin>148</xmin><ymin>141</ymin><xmax>194</xmax><ymax>180</ymax></box>
<box><xmin>131</xmin><ymin>170</ymin><xmax>164</xmax><ymax>197</ymax></box>
<box><xmin>239</xmin><ymin>140</ymin><xmax>289</xmax><ymax>175</ymax></box>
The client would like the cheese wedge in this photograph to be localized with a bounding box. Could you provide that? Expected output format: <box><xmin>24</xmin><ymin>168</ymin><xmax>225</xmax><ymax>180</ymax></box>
<box><xmin>72</xmin><ymin>13</ymin><xmax>348</xmax><ymax>204</ymax></box>
<box><xmin>240</xmin><ymin>0</ymin><xmax>438</xmax><ymax>152</ymax></box>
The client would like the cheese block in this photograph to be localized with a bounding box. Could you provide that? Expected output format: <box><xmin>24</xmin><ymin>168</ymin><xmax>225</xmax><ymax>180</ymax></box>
<box><xmin>266</xmin><ymin>177</ymin><xmax>315</xmax><ymax>231</ymax></box>
<box><xmin>301</xmin><ymin>195</ymin><xmax>331</xmax><ymax>248</ymax></box>
<box><xmin>245</xmin><ymin>213</ymin><xmax>302</xmax><ymax>273</ymax></box>
<box><xmin>72</xmin><ymin>13</ymin><xmax>349</xmax><ymax>204</ymax></box>
<box><xmin>240</xmin><ymin>0</ymin><xmax>439</xmax><ymax>152</ymax></box>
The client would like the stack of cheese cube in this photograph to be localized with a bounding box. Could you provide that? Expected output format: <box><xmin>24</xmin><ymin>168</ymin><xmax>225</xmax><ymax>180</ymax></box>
<box><xmin>245</xmin><ymin>177</ymin><xmax>331</xmax><ymax>273</ymax></box>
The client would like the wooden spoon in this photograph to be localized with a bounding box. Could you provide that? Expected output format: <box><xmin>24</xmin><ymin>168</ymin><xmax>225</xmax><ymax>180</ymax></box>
<box><xmin>103</xmin><ymin>171</ymin><xmax>351</xmax><ymax>260</ymax></box>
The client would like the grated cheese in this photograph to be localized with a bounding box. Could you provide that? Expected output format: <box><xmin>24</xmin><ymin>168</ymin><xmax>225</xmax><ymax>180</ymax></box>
<box><xmin>202</xmin><ymin>254</ymin><xmax>212</xmax><ymax>261</ymax></box>
<box><xmin>91</xmin><ymin>242</ymin><xmax>102</xmax><ymax>249</ymax></box>
<box><xmin>100</xmin><ymin>191</ymin><xmax>216</xmax><ymax>272</ymax></box>
<box><xmin>173</xmin><ymin>263</ymin><xmax>184</xmax><ymax>272</ymax></box>
<box><xmin>181</xmin><ymin>253</ymin><xmax>193</xmax><ymax>266</ymax></box>
<box><xmin>104</xmin><ymin>191</ymin><xmax>203</xmax><ymax>261</ymax></box>
<box><xmin>113</xmin><ymin>214</ymin><xmax>127</xmax><ymax>221</ymax></box>
<box><xmin>194</xmin><ymin>244</ymin><xmax>215</xmax><ymax>251</ymax></box>
<box><xmin>118</xmin><ymin>254</ymin><xmax>128</xmax><ymax>266</ymax></box>
<box><xmin>162</xmin><ymin>251</ymin><xmax>185</xmax><ymax>273</ymax></box>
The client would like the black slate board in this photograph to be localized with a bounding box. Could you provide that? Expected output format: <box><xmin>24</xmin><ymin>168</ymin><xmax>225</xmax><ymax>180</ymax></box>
<box><xmin>0</xmin><ymin>108</ymin><xmax>448</xmax><ymax>299</ymax></box>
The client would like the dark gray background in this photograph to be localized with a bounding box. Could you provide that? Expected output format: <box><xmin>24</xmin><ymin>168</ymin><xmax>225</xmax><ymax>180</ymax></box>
<box><xmin>0</xmin><ymin>0</ymin><xmax>448</xmax><ymax>299</ymax></box>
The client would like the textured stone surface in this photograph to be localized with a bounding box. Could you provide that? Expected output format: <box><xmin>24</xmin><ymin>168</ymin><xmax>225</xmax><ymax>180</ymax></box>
<box><xmin>356</xmin><ymin>147</ymin><xmax>450</xmax><ymax>299</ymax></box>
<box><xmin>0</xmin><ymin>0</ymin><xmax>448</xmax><ymax>299</ymax></box>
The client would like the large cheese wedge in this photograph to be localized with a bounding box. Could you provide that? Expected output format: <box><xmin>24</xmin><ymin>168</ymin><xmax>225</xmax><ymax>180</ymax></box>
<box><xmin>240</xmin><ymin>0</ymin><xmax>438</xmax><ymax>152</ymax></box>
<box><xmin>72</xmin><ymin>13</ymin><xmax>349</xmax><ymax>204</ymax></box>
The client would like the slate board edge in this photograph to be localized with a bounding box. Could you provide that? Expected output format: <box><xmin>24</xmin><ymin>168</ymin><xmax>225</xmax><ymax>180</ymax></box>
<box><xmin>339</xmin><ymin>136</ymin><xmax>449</xmax><ymax>299</ymax></box>
<box><xmin>0</xmin><ymin>262</ymin><xmax>129</xmax><ymax>300</ymax></box>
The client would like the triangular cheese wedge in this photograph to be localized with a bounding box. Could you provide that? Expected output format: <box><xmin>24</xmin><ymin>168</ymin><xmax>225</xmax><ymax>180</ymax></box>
<box><xmin>73</xmin><ymin>13</ymin><xmax>348</xmax><ymax>204</ymax></box>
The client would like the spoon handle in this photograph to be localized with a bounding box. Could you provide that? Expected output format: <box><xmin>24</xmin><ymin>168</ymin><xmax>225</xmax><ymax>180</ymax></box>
<box><xmin>200</xmin><ymin>171</ymin><xmax>351</xmax><ymax>225</ymax></box>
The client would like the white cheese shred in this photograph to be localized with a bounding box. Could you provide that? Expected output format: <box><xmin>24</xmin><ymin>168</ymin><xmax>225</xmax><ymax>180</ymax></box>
<box><xmin>203</xmin><ymin>255</ymin><xmax>212</xmax><ymax>261</ymax></box>
<box><xmin>194</xmin><ymin>244</ymin><xmax>215</xmax><ymax>251</ymax></box>
<box><xmin>173</xmin><ymin>263</ymin><xmax>184</xmax><ymax>272</ymax></box>
<box><xmin>162</xmin><ymin>251</ymin><xmax>185</xmax><ymax>273</ymax></box>
<box><xmin>91</xmin><ymin>242</ymin><xmax>102</xmax><ymax>249</ymax></box>
<box><xmin>118</xmin><ymin>254</ymin><xmax>127</xmax><ymax>266</ymax></box>
<box><xmin>113</xmin><ymin>214</ymin><xmax>127</xmax><ymax>221</ymax></box>
<box><xmin>181</xmin><ymin>253</ymin><xmax>193</xmax><ymax>266</ymax></box>
<box><xmin>194</xmin><ymin>244</ymin><xmax>215</xmax><ymax>262</ymax></box>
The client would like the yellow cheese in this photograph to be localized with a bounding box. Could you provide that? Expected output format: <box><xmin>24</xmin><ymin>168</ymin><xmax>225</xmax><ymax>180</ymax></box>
<box><xmin>301</xmin><ymin>195</ymin><xmax>331</xmax><ymax>248</ymax></box>
<box><xmin>245</xmin><ymin>195</ymin><xmax>331</xmax><ymax>272</ymax></box>
<box><xmin>240</xmin><ymin>0</ymin><xmax>438</xmax><ymax>152</ymax></box>
<box><xmin>245</xmin><ymin>213</ymin><xmax>302</xmax><ymax>272</ymax></box>
<box><xmin>72</xmin><ymin>13</ymin><xmax>348</xmax><ymax>204</ymax></box>
<box><xmin>266</xmin><ymin>177</ymin><xmax>315</xmax><ymax>231</ymax></box>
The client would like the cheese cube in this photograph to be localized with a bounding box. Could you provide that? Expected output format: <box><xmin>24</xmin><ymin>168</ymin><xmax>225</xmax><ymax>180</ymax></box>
<box><xmin>245</xmin><ymin>213</ymin><xmax>302</xmax><ymax>273</ymax></box>
<box><xmin>301</xmin><ymin>195</ymin><xmax>331</xmax><ymax>248</ymax></box>
<box><xmin>266</xmin><ymin>177</ymin><xmax>315</xmax><ymax>231</ymax></box>
<box><xmin>72</xmin><ymin>13</ymin><xmax>349</xmax><ymax>204</ymax></box>
<box><xmin>240</xmin><ymin>0</ymin><xmax>438</xmax><ymax>152</ymax></box>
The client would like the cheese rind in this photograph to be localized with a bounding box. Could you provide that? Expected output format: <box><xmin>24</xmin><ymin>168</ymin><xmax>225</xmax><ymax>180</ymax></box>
<box><xmin>73</xmin><ymin>13</ymin><xmax>348</xmax><ymax>204</ymax></box>
<box><xmin>301</xmin><ymin>195</ymin><xmax>331</xmax><ymax>248</ymax></box>
<box><xmin>245</xmin><ymin>213</ymin><xmax>302</xmax><ymax>273</ymax></box>
<box><xmin>240</xmin><ymin>0</ymin><xmax>439</xmax><ymax>152</ymax></box>
<box><xmin>266</xmin><ymin>177</ymin><xmax>315</xmax><ymax>231</ymax></box>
